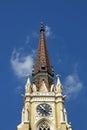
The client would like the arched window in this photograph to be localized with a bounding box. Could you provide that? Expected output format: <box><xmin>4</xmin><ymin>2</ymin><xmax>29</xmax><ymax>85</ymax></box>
<box><xmin>39</xmin><ymin>121</ymin><xmax>50</xmax><ymax>130</ymax></box>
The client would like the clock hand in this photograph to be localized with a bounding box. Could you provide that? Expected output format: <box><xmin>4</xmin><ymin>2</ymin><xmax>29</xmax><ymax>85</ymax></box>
<box><xmin>40</xmin><ymin>105</ymin><xmax>46</xmax><ymax>111</ymax></box>
<box><xmin>40</xmin><ymin>105</ymin><xmax>48</xmax><ymax>114</ymax></box>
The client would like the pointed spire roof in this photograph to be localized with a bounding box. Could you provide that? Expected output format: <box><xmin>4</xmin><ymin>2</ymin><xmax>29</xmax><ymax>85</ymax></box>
<box><xmin>33</xmin><ymin>23</ymin><xmax>53</xmax><ymax>75</ymax></box>
<box><xmin>32</xmin><ymin>23</ymin><xmax>54</xmax><ymax>91</ymax></box>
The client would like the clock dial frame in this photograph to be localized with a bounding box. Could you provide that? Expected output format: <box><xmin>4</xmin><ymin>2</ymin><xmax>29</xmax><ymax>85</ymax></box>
<box><xmin>36</xmin><ymin>104</ymin><xmax>52</xmax><ymax>116</ymax></box>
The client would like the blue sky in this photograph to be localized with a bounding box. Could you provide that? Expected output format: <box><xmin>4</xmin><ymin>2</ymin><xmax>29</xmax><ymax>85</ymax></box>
<box><xmin>0</xmin><ymin>0</ymin><xmax>87</xmax><ymax>130</ymax></box>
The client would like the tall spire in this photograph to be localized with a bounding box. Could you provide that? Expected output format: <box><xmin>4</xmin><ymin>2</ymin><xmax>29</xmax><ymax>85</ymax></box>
<box><xmin>32</xmin><ymin>23</ymin><xmax>54</xmax><ymax>91</ymax></box>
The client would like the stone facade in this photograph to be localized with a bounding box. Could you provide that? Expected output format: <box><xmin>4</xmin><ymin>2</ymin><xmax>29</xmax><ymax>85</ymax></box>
<box><xmin>17</xmin><ymin>76</ymin><xmax>72</xmax><ymax>130</ymax></box>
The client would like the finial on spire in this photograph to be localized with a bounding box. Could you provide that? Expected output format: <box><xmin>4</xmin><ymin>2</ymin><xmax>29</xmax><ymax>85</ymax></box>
<box><xmin>40</xmin><ymin>22</ymin><xmax>44</xmax><ymax>32</ymax></box>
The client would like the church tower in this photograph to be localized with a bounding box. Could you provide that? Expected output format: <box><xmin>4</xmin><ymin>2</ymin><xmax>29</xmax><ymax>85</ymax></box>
<box><xmin>17</xmin><ymin>24</ymin><xmax>72</xmax><ymax>130</ymax></box>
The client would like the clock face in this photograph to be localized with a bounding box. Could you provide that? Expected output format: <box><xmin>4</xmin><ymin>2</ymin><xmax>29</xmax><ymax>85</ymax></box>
<box><xmin>36</xmin><ymin>104</ymin><xmax>52</xmax><ymax>116</ymax></box>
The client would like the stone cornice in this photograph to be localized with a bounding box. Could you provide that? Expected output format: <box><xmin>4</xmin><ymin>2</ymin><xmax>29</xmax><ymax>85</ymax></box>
<box><xmin>24</xmin><ymin>92</ymin><xmax>64</xmax><ymax>103</ymax></box>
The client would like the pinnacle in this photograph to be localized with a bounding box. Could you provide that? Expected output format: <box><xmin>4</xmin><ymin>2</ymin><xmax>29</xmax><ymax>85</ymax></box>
<box><xmin>26</xmin><ymin>74</ymin><xmax>31</xmax><ymax>85</ymax></box>
<box><xmin>56</xmin><ymin>74</ymin><xmax>61</xmax><ymax>86</ymax></box>
<box><xmin>25</xmin><ymin>74</ymin><xmax>31</xmax><ymax>93</ymax></box>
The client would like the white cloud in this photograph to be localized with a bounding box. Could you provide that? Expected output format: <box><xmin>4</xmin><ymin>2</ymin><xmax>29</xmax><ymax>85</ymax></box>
<box><xmin>15</xmin><ymin>85</ymin><xmax>23</xmax><ymax>93</ymax></box>
<box><xmin>11</xmin><ymin>49</ymin><xmax>34</xmax><ymax>78</ymax></box>
<box><xmin>63</xmin><ymin>73</ymin><xmax>83</xmax><ymax>99</ymax></box>
<box><xmin>25</xmin><ymin>35</ymin><xmax>30</xmax><ymax>44</ymax></box>
<box><xmin>45</xmin><ymin>25</ymin><xmax>52</xmax><ymax>37</ymax></box>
